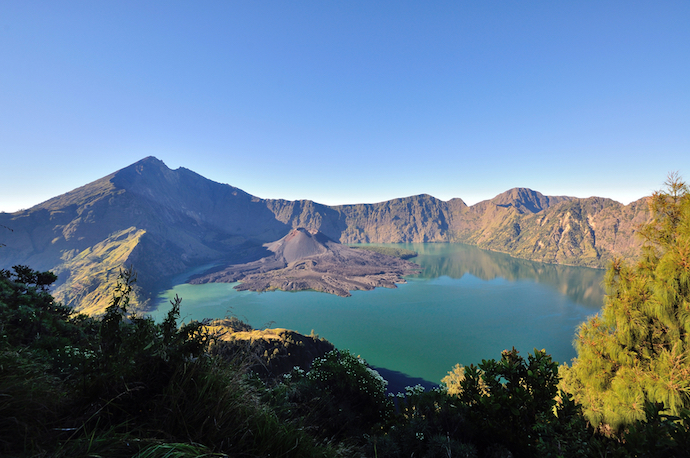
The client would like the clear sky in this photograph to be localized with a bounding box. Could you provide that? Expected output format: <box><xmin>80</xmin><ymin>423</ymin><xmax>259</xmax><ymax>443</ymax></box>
<box><xmin>1</xmin><ymin>1</ymin><xmax>688</xmax><ymax>212</ymax></box>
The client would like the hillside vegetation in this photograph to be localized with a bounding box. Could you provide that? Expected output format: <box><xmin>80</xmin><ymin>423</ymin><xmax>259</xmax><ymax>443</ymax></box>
<box><xmin>3</xmin><ymin>260</ymin><xmax>690</xmax><ymax>457</ymax></box>
<box><xmin>3</xmin><ymin>170</ymin><xmax>690</xmax><ymax>455</ymax></box>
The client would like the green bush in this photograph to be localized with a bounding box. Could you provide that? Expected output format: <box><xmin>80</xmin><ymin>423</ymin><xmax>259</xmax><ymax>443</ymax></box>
<box><xmin>264</xmin><ymin>349</ymin><xmax>394</xmax><ymax>444</ymax></box>
<box><xmin>459</xmin><ymin>348</ymin><xmax>560</xmax><ymax>456</ymax></box>
<box><xmin>308</xmin><ymin>349</ymin><xmax>393</xmax><ymax>434</ymax></box>
<box><xmin>371</xmin><ymin>385</ymin><xmax>475</xmax><ymax>458</ymax></box>
<box><xmin>0</xmin><ymin>347</ymin><xmax>65</xmax><ymax>454</ymax></box>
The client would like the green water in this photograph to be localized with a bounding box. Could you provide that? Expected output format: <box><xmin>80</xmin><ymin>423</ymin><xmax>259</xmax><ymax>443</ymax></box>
<box><xmin>152</xmin><ymin>243</ymin><xmax>605</xmax><ymax>384</ymax></box>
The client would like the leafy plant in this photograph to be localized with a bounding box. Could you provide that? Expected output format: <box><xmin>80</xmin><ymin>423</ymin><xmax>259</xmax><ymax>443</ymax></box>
<box><xmin>459</xmin><ymin>348</ymin><xmax>560</xmax><ymax>456</ymax></box>
<box><xmin>307</xmin><ymin>349</ymin><xmax>394</xmax><ymax>434</ymax></box>
<box><xmin>441</xmin><ymin>363</ymin><xmax>467</xmax><ymax>396</ymax></box>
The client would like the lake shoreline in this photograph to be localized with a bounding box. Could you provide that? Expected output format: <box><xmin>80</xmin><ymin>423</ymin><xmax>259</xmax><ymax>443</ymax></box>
<box><xmin>152</xmin><ymin>243</ymin><xmax>605</xmax><ymax>384</ymax></box>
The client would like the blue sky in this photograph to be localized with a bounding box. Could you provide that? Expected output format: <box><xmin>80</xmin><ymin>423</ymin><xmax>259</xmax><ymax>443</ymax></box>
<box><xmin>1</xmin><ymin>1</ymin><xmax>688</xmax><ymax>212</ymax></box>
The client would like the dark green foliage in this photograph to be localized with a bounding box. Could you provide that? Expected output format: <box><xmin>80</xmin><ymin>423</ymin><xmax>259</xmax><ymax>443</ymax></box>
<box><xmin>369</xmin><ymin>384</ymin><xmax>477</xmax><ymax>458</ymax></box>
<box><xmin>373</xmin><ymin>348</ymin><xmax>690</xmax><ymax>457</ymax></box>
<box><xmin>0</xmin><ymin>265</ymin><xmax>78</xmax><ymax>349</ymax></box>
<box><xmin>266</xmin><ymin>350</ymin><xmax>394</xmax><ymax>443</ymax></box>
<box><xmin>0</xmin><ymin>348</ymin><xmax>65</xmax><ymax>453</ymax></box>
<box><xmin>307</xmin><ymin>350</ymin><xmax>394</xmax><ymax>436</ymax></box>
<box><xmin>621</xmin><ymin>402</ymin><xmax>690</xmax><ymax>458</ymax></box>
<box><xmin>458</xmin><ymin>348</ymin><xmax>560</xmax><ymax>456</ymax></box>
<box><xmin>148</xmin><ymin>356</ymin><xmax>320</xmax><ymax>456</ymax></box>
<box><xmin>0</xmin><ymin>266</ymin><xmax>331</xmax><ymax>457</ymax></box>
<box><xmin>531</xmin><ymin>390</ymin><xmax>600</xmax><ymax>458</ymax></box>
<box><xmin>6</xmin><ymin>264</ymin><xmax>57</xmax><ymax>289</ymax></box>
<box><xmin>370</xmin><ymin>349</ymin><xmax>595</xmax><ymax>458</ymax></box>
<box><xmin>99</xmin><ymin>266</ymin><xmax>136</xmax><ymax>364</ymax></box>
<box><xmin>0</xmin><ymin>266</ymin><xmax>83</xmax><ymax>455</ymax></box>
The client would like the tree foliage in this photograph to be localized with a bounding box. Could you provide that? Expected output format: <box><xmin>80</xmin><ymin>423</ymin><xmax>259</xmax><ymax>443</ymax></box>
<box><xmin>459</xmin><ymin>348</ymin><xmax>560</xmax><ymax>456</ymax></box>
<box><xmin>562</xmin><ymin>174</ymin><xmax>690</xmax><ymax>430</ymax></box>
<box><xmin>441</xmin><ymin>363</ymin><xmax>466</xmax><ymax>396</ymax></box>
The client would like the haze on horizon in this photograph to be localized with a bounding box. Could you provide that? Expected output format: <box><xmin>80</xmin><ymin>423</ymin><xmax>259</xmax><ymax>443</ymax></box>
<box><xmin>1</xmin><ymin>2</ymin><xmax>688</xmax><ymax>213</ymax></box>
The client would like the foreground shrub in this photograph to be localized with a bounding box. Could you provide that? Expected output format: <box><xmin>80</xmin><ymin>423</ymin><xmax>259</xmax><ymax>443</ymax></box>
<box><xmin>307</xmin><ymin>349</ymin><xmax>394</xmax><ymax>438</ymax></box>
<box><xmin>0</xmin><ymin>266</ymin><xmax>334</xmax><ymax>457</ymax></box>
<box><xmin>0</xmin><ymin>348</ymin><xmax>65</xmax><ymax>454</ymax></box>
<box><xmin>458</xmin><ymin>348</ymin><xmax>560</xmax><ymax>456</ymax></box>
<box><xmin>370</xmin><ymin>384</ymin><xmax>476</xmax><ymax>458</ymax></box>
<box><xmin>265</xmin><ymin>349</ymin><xmax>394</xmax><ymax>444</ymax></box>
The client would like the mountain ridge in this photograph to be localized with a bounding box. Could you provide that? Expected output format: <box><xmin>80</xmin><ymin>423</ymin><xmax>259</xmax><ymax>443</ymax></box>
<box><xmin>0</xmin><ymin>157</ymin><xmax>652</xmax><ymax>314</ymax></box>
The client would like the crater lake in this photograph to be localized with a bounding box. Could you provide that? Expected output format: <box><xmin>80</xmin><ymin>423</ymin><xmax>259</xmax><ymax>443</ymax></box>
<box><xmin>152</xmin><ymin>243</ymin><xmax>605</xmax><ymax>385</ymax></box>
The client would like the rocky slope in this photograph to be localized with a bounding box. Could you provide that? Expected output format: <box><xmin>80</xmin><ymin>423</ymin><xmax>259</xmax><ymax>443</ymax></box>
<box><xmin>190</xmin><ymin>228</ymin><xmax>420</xmax><ymax>297</ymax></box>
<box><xmin>465</xmin><ymin>196</ymin><xmax>651</xmax><ymax>267</ymax></box>
<box><xmin>0</xmin><ymin>157</ymin><xmax>652</xmax><ymax>314</ymax></box>
<box><xmin>0</xmin><ymin>157</ymin><xmax>292</xmax><ymax>313</ymax></box>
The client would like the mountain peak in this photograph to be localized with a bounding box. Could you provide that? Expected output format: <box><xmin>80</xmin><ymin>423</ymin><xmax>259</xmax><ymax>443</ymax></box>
<box><xmin>489</xmin><ymin>187</ymin><xmax>573</xmax><ymax>214</ymax></box>
<box><xmin>129</xmin><ymin>156</ymin><xmax>166</xmax><ymax>167</ymax></box>
<box><xmin>111</xmin><ymin>156</ymin><xmax>172</xmax><ymax>187</ymax></box>
<box><xmin>265</xmin><ymin>227</ymin><xmax>331</xmax><ymax>264</ymax></box>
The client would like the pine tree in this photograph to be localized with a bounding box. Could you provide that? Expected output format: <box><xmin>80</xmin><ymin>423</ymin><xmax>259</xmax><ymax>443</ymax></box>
<box><xmin>562</xmin><ymin>175</ymin><xmax>690</xmax><ymax>431</ymax></box>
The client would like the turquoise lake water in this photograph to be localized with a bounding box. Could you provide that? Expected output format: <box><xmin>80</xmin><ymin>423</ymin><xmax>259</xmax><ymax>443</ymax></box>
<box><xmin>152</xmin><ymin>243</ymin><xmax>605</xmax><ymax>384</ymax></box>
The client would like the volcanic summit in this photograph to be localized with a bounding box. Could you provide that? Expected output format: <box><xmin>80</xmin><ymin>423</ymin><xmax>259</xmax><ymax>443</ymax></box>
<box><xmin>190</xmin><ymin>228</ymin><xmax>419</xmax><ymax>297</ymax></box>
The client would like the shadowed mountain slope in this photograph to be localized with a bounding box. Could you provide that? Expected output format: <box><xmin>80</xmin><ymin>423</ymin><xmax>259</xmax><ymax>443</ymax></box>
<box><xmin>0</xmin><ymin>157</ymin><xmax>651</xmax><ymax>314</ymax></box>
<box><xmin>0</xmin><ymin>157</ymin><xmax>291</xmax><ymax>313</ymax></box>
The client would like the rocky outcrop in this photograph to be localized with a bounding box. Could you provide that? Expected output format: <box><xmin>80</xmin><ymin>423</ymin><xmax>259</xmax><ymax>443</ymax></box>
<box><xmin>208</xmin><ymin>318</ymin><xmax>335</xmax><ymax>380</ymax></box>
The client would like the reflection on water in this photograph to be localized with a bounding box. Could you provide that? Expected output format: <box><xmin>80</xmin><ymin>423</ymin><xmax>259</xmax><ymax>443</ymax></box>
<box><xmin>153</xmin><ymin>243</ymin><xmax>606</xmax><ymax>385</ymax></box>
<box><xmin>389</xmin><ymin>243</ymin><xmax>605</xmax><ymax>309</ymax></box>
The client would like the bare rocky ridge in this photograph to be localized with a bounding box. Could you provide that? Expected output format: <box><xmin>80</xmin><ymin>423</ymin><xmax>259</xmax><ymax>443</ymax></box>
<box><xmin>190</xmin><ymin>228</ymin><xmax>420</xmax><ymax>297</ymax></box>
<box><xmin>0</xmin><ymin>157</ymin><xmax>653</xmax><ymax>314</ymax></box>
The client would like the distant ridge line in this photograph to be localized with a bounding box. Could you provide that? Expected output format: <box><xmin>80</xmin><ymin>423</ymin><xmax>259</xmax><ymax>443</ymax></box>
<box><xmin>0</xmin><ymin>156</ymin><xmax>652</xmax><ymax>314</ymax></box>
